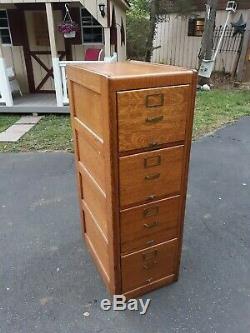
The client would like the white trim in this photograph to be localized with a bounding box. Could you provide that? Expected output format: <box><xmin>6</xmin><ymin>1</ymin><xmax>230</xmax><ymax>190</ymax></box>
<box><xmin>52</xmin><ymin>57</ymin><xmax>64</xmax><ymax>107</ymax></box>
<box><xmin>0</xmin><ymin>57</ymin><xmax>13</xmax><ymax>106</ymax></box>
<box><xmin>83</xmin><ymin>43</ymin><xmax>104</xmax><ymax>46</ymax></box>
<box><xmin>59</xmin><ymin>53</ymin><xmax>117</xmax><ymax>105</ymax></box>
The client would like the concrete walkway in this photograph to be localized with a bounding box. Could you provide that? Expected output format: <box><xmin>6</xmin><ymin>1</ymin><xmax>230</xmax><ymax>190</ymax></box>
<box><xmin>0</xmin><ymin>116</ymin><xmax>42</xmax><ymax>142</ymax></box>
<box><xmin>0</xmin><ymin>117</ymin><xmax>250</xmax><ymax>333</ymax></box>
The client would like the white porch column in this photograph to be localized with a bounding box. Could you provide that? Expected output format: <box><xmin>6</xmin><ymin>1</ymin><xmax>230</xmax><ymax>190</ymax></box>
<box><xmin>104</xmin><ymin>28</ymin><xmax>111</xmax><ymax>58</ymax></box>
<box><xmin>0</xmin><ymin>41</ymin><xmax>13</xmax><ymax>106</ymax></box>
<box><xmin>45</xmin><ymin>2</ymin><xmax>63</xmax><ymax>107</ymax></box>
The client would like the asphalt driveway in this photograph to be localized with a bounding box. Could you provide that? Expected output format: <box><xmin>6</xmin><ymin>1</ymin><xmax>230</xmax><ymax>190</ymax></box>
<box><xmin>0</xmin><ymin>117</ymin><xmax>250</xmax><ymax>333</ymax></box>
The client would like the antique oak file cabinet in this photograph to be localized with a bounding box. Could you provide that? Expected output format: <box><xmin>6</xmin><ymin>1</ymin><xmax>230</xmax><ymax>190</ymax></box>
<box><xmin>67</xmin><ymin>62</ymin><xmax>197</xmax><ymax>298</ymax></box>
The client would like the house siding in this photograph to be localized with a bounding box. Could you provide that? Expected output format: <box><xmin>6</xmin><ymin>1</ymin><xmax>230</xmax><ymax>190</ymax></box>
<box><xmin>0</xmin><ymin>0</ymin><xmax>127</xmax><ymax>95</ymax></box>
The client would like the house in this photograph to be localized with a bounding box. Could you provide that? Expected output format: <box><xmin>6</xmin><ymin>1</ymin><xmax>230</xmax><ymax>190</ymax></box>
<box><xmin>0</xmin><ymin>0</ymin><xmax>130</xmax><ymax>111</ymax></box>
<box><xmin>152</xmin><ymin>0</ymin><xmax>250</xmax><ymax>81</ymax></box>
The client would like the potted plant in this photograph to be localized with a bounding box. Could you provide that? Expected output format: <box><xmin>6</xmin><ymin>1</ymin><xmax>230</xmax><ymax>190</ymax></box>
<box><xmin>58</xmin><ymin>21</ymin><xmax>79</xmax><ymax>38</ymax></box>
<box><xmin>58</xmin><ymin>4</ymin><xmax>79</xmax><ymax>39</ymax></box>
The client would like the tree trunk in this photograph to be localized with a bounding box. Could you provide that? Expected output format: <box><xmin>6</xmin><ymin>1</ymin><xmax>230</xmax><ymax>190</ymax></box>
<box><xmin>144</xmin><ymin>0</ymin><xmax>158</xmax><ymax>62</ymax></box>
<box><xmin>198</xmin><ymin>0</ymin><xmax>218</xmax><ymax>84</ymax></box>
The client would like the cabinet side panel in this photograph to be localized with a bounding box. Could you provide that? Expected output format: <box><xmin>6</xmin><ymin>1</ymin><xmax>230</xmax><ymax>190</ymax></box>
<box><xmin>100</xmin><ymin>80</ymin><xmax>121</xmax><ymax>294</ymax></box>
<box><xmin>175</xmin><ymin>71</ymin><xmax>198</xmax><ymax>278</ymax></box>
<box><xmin>68</xmin><ymin>76</ymin><xmax>112</xmax><ymax>287</ymax></box>
<box><xmin>72</xmin><ymin>82</ymin><xmax>104</xmax><ymax>139</ymax></box>
<box><xmin>79</xmin><ymin>166</ymin><xmax>108</xmax><ymax>238</ymax></box>
<box><xmin>84</xmin><ymin>208</ymin><xmax>110</xmax><ymax>284</ymax></box>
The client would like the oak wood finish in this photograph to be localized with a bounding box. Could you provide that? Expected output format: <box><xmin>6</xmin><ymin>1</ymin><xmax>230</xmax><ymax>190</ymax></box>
<box><xmin>119</xmin><ymin>146</ymin><xmax>184</xmax><ymax>208</ymax></box>
<box><xmin>118</xmin><ymin>85</ymin><xmax>190</xmax><ymax>152</ymax></box>
<box><xmin>121</xmin><ymin>239</ymin><xmax>178</xmax><ymax>292</ymax></box>
<box><xmin>120</xmin><ymin>196</ymin><xmax>181</xmax><ymax>254</ymax></box>
<box><xmin>67</xmin><ymin>61</ymin><xmax>197</xmax><ymax>298</ymax></box>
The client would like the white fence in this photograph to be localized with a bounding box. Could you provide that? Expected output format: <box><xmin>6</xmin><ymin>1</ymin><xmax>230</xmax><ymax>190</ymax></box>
<box><xmin>0</xmin><ymin>53</ymin><xmax>117</xmax><ymax>107</ymax></box>
<box><xmin>152</xmin><ymin>10</ymin><xmax>247</xmax><ymax>74</ymax></box>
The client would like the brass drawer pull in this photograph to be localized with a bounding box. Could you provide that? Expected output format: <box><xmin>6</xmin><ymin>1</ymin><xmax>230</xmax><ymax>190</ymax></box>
<box><xmin>143</xmin><ymin>206</ymin><xmax>159</xmax><ymax>218</ymax></box>
<box><xmin>144</xmin><ymin>155</ymin><xmax>161</xmax><ymax>168</ymax></box>
<box><xmin>147</xmin><ymin>194</ymin><xmax>156</xmax><ymax>201</ymax></box>
<box><xmin>145</xmin><ymin>173</ymin><xmax>160</xmax><ymax>181</ymax></box>
<box><xmin>142</xmin><ymin>250</ymin><xmax>158</xmax><ymax>269</ymax></box>
<box><xmin>145</xmin><ymin>115</ymin><xmax>163</xmax><ymax>124</ymax></box>
<box><xmin>148</xmin><ymin>142</ymin><xmax>159</xmax><ymax>148</ymax></box>
<box><xmin>145</xmin><ymin>93</ymin><xmax>164</xmax><ymax>108</ymax></box>
<box><xmin>146</xmin><ymin>278</ymin><xmax>153</xmax><ymax>283</ymax></box>
<box><xmin>144</xmin><ymin>221</ymin><xmax>159</xmax><ymax>229</ymax></box>
<box><xmin>146</xmin><ymin>240</ymin><xmax>155</xmax><ymax>245</ymax></box>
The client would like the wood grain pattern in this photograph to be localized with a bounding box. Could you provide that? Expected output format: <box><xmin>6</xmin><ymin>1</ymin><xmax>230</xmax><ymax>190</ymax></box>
<box><xmin>77</xmin><ymin>130</ymin><xmax>106</xmax><ymax>191</ymax></box>
<box><xmin>120</xmin><ymin>196</ymin><xmax>181</xmax><ymax>254</ymax></box>
<box><xmin>72</xmin><ymin>82</ymin><xmax>104</xmax><ymax>138</ymax></box>
<box><xmin>121</xmin><ymin>239</ymin><xmax>178</xmax><ymax>292</ymax></box>
<box><xmin>118</xmin><ymin>85</ymin><xmax>190</xmax><ymax>152</ymax></box>
<box><xmin>119</xmin><ymin>146</ymin><xmax>184</xmax><ymax>208</ymax></box>
<box><xmin>79</xmin><ymin>167</ymin><xmax>108</xmax><ymax>238</ymax></box>
<box><xmin>67</xmin><ymin>61</ymin><xmax>197</xmax><ymax>298</ymax></box>
<box><xmin>123</xmin><ymin>274</ymin><xmax>176</xmax><ymax>299</ymax></box>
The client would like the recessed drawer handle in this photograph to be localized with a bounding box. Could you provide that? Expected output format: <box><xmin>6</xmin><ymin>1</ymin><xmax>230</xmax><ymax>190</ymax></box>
<box><xmin>144</xmin><ymin>221</ymin><xmax>159</xmax><ymax>229</ymax></box>
<box><xmin>145</xmin><ymin>173</ymin><xmax>160</xmax><ymax>181</ymax></box>
<box><xmin>145</xmin><ymin>115</ymin><xmax>163</xmax><ymax>124</ymax></box>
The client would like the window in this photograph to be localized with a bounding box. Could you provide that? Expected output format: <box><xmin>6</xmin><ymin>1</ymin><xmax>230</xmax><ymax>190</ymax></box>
<box><xmin>188</xmin><ymin>17</ymin><xmax>205</xmax><ymax>37</ymax></box>
<box><xmin>0</xmin><ymin>10</ymin><xmax>12</xmax><ymax>45</ymax></box>
<box><xmin>81</xmin><ymin>8</ymin><xmax>103</xmax><ymax>44</ymax></box>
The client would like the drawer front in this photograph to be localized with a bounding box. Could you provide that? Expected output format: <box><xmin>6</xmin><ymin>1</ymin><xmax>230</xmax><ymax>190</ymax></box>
<box><xmin>121</xmin><ymin>239</ymin><xmax>178</xmax><ymax>292</ymax></box>
<box><xmin>119</xmin><ymin>145</ymin><xmax>184</xmax><ymax>208</ymax></box>
<box><xmin>120</xmin><ymin>196</ymin><xmax>181</xmax><ymax>254</ymax></box>
<box><xmin>118</xmin><ymin>85</ymin><xmax>190</xmax><ymax>152</ymax></box>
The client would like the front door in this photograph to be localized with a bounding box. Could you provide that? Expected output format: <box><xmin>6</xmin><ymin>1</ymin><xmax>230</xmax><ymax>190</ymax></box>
<box><xmin>24</xmin><ymin>9</ymin><xmax>66</xmax><ymax>93</ymax></box>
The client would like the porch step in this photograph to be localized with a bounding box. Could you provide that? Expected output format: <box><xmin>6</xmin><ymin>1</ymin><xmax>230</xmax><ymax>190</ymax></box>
<box><xmin>0</xmin><ymin>106</ymin><xmax>69</xmax><ymax>114</ymax></box>
<box><xmin>0</xmin><ymin>94</ymin><xmax>69</xmax><ymax>114</ymax></box>
<box><xmin>0</xmin><ymin>116</ymin><xmax>43</xmax><ymax>142</ymax></box>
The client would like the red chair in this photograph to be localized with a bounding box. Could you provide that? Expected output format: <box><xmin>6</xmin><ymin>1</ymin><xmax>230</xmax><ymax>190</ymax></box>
<box><xmin>84</xmin><ymin>48</ymin><xmax>103</xmax><ymax>61</ymax></box>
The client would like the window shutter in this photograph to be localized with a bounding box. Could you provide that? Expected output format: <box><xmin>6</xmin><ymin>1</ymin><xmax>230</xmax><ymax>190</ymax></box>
<box><xmin>110</xmin><ymin>7</ymin><xmax>117</xmax><ymax>51</ymax></box>
<box><xmin>7</xmin><ymin>9</ymin><xmax>25</xmax><ymax>46</ymax></box>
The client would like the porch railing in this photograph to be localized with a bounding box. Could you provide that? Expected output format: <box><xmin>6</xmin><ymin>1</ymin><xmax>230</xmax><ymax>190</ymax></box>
<box><xmin>58</xmin><ymin>53</ymin><xmax>118</xmax><ymax>106</ymax></box>
<box><xmin>0</xmin><ymin>57</ymin><xmax>13</xmax><ymax>106</ymax></box>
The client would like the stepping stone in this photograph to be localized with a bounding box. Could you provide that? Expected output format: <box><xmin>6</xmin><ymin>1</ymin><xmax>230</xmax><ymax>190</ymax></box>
<box><xmin>15</xmin><ymin>116</ymin><xmax>42</xmax><ymax>125</ymax></box>
<box><xmin>0</xmin><ymin>116</ymin><xmax>43</xmax><ymax>142</ymax></box>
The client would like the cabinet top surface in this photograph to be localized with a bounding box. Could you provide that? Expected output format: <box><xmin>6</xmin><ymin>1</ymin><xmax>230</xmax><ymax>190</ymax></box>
<box><xmin>67</xmin><ymin>61</ymin><xmax>194</xmax><ymax>79</ymax></box>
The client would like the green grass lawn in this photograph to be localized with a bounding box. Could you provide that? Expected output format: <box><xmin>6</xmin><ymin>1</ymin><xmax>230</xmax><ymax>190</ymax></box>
<box><xmin>0</xmin><ymin>89</ymin><xmax>249</xmax><ymax>153</ymax></box>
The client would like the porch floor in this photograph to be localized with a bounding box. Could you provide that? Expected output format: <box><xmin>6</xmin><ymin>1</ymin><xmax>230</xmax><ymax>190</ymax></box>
<box><xmin>0</xmin><ymin>94</ymin><xmax>69</xmax><ymax>114</ymax></box>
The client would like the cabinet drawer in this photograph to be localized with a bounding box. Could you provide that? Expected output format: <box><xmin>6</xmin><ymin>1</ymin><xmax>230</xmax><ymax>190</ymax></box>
<box><xmin>121</xmin><ymin>239</ymin><xmax>178</xmax><ymax>293</ymax></box>
<box><xmin>121</xmin><ymin>196</ymin><xmax>180</xmax><ymax>254</ymax></box>
<box><xmin>118</xmin><ymin>85</ymin><xmax>190</xmax><ymax>152</ymax></box>
<box><xmin>119</xmin><ymin>145</ymin><xmax>184</xmax><ymax>208</ymax></box>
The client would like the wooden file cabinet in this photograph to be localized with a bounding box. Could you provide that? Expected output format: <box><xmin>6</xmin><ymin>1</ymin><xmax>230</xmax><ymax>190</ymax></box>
<box><xmin>67</xmin><ymin>62</ymin><xmax>197</xmax><ymax>298</ymax></box>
